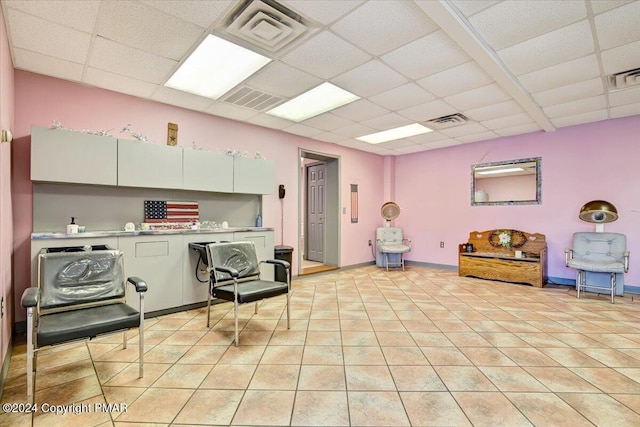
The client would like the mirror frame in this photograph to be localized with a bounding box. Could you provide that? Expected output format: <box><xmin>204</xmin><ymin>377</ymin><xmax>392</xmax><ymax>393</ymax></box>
<box><xmin>471</xmin><ymin>157</ymin><xmax>541</xmax><ymax>206</ymax></box>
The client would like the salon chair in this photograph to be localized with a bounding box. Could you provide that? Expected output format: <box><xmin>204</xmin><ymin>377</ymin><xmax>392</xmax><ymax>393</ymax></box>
<box><xmin>376</xmin><ymin>227</ymin><xmax>412</xmax><ymax>271</ymax></box>
<box><xmin>565</xmin><ymin>232</ymin><xmax>629</xmax><ymax>303</ymax></box>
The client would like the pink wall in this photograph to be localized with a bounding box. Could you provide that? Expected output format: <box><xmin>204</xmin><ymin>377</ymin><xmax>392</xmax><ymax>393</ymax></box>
<box><xmin>395</xmin><ymin>115</ymin><xmax>640</xmax><ymax>286</ymax></box>
<box><xmin>0</xmin><ymin>5</ymin><xmax>15</xmax><ymax>368</ymax></box>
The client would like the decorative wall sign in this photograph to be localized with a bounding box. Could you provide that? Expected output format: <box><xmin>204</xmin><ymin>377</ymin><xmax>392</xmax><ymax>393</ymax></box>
<box><xmin>167</xmin><ymin>122</ymin><xmax>178</xmax><ymax>146</ymax></box>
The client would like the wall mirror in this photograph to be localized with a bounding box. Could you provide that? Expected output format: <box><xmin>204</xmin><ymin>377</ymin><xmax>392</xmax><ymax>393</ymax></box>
<box><xmin>471</xmin><ymin>157</ymin><xmax>541</xmax><ymax>206</ymax></box>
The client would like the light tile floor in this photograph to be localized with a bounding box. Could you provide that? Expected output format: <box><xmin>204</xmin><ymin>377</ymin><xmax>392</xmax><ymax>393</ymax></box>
<box><xmin>3</xmin><ymin>265</ymin><xmax>640</xmax><ymax>426</ymax></box>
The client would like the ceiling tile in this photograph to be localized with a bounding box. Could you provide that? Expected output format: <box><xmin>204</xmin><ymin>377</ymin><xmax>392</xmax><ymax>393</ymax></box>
<box><xmin>7</xmin><ymin>8</ymin><xmax>91</xmax><ymax>63</ymax></box>
<box><xmin>457</xmin><ymin>130</ymin><xmax>499</xmax><ymax>143</ymax></box>
<box><xmin>360</xmin><ymin>112</ymin><xmax>412</xmax><ymax>130</ymax></box>
<box><xmin>332</xmin><ymin>60</ymin><xmax>408</xmax><ymax>97</ymax></box>
<box><xmin>151</xmin><ymin>86</ymin><xmax>214</xmax><ymax>111</ymax></box>
<box><xmin>280</xmin><ymin>31</ymin><xmax>370</xmax><ymax>79</ymax></box>
<box><xmin>247</xmin><ymin>114</ymin><xmax>293</xmax><ymax>130</ymax></box>
<box><xmin>95</xmin><ymin>1</ymin><xmax>204</xmax><ymax>61</ymax></box>
<box><xmin>407</xmin><ymin>131</ymin><xmax>448</xmax><ymax>144</ymax></box>
<box><xmin>533</xmin><ymin>78</ymin><xmax>604</xmax><ymax>107</ymax></box>
<box><xmin>450</xmin><ymin>0</ymin><xmax>501</xmax><ymax>17</ymax></box>
<box><xmin>594</xmin><ymin>1</ymin><xmax>640</xmax><ymax>50</ymax></box>
<box><xmin>331</xmin><ymin>99</ymin><xmax>390</xmax><ymax>122</ymax></box>
<box><xmin>331</xmin><ymin>0</ymin><xmax>436</xmax><ymax>55</ymax></box>
<box><xmin>591</xmin><ymin>0</ymin><xmax>634</xmax><ymax>14</ymax></box>
<box><xmin>417</xmin><ymin>61</ymin><xmax>493</xmax><ymax>98</ymax></box>
<box><xmin>3</xmin><ymin>0</ymin><xmax>100</xmax><ymax>32</ymax></box>
<box><xmin>439</xmin><ymin>122</ymin><xmax>489</xmax><ymax>138</ymax></box>
<box><xmin>89</xmin><ymin>37</ymin><xmax>178</xmax><ymax>84</ymax></box>
<box><xmin>494</xmin><ymin>123</ymin><xmax>542</xmax><ymax>137</ymax></box>
<box><xmin>609</xmin><ymin>86</ymin><xmax>640</xmax><ymax>106</ymax></box>
<box><xmin>84</xmin><ymin>67</ymin><xmax>158</xmax><ymax>99</ymax></box>
<box><xmin>418</xmin><ymin>139</ymin><xmax>461</xmax><ymax>149</ymax></box>
<box><xmin>204</xmin><ymin>103</ymin><xmax>259</xmax><ymax>122</ymax></box>
<box><xmin>444</xmin><ymin>83</ymin><xmax>510</xmax><ymax>111</ymax></box>
<box><xmin>312</xmin><ymin>132</ymin><xmax>348</xmax><ymax>143</ymax></box>
<box><xmin>283</xmin><ymin>123</ymin><xmax>325</xmax><ymax>137</ymax></box>
<box><xmin>368</xmin><ymin>83</ymin><xmax>435</xmax><ymax>111</ymax></box>
<box><xmin>551</xmin><ymin>109</ymin><xmax>609</xmax><ymax>128</ymax></box>
<box><xmin>378</xmin><ymin>139</ymin><xmax>419</xmax><ymax>149</ymax></box>
<box><xmin>301</xmin><ymin>113</ymin><xmax>354</xmax><ymax>131</ymax></box>
<box><xmin>468</xmin><ymin>0</ymin><xmax>586</xmax><ymax>50</ymax></box>
<box><xmin>13</xmin><ymin>48</ymin><xmax>84</xmax><ymax>82</ymax></box>
<box><xmin>543</xmin><ymin>95</ymin><xmax>607</xmax><ymax>119</ymax></box>
<box><xmin>381</xmin><ymin>30</ymin><xmax>469</xmax><ymax>80</ymax></box>
<box><xmin>245</xmin><ymin>61</ymin><xmax>322</xmax><ymax>98</ymax></box>
<box><xmin>142</xmin><ymin>0</ymin><xmax>233</xmax><ymax>28</ymax></box>
<box><xmin>394</xmin><ymin>144</ymin><xmax>434</xmax><ymax>154</ymax></box>
<box><xmin>498</xmin><ymin>20</ymin><xmax>594</xmax><ymax>75</ymax></box>
<box><xmin>283</xmin><ymin>0</ymin><xmax>365</xmax><ymax>25</ymax></box>
<box><xmin>332</xmin><ymin>123</ymin><xmax>377</xmax><ymax>138</ymax></box>
<box><xmin>481</xmin><ymin>113</ymin><xmax>533</xmax><ymax>130</ymax></box>
<box><xmin>398</xmin><ymin>99</ymin><xmax>458</xmax><ymax>122</ymax></box>
<box><xmin>610</xmin><ymin>103</ymin><xmax>640</xmax><ymax>118</ymax></box>
<box><xmin>517</xmin><ymin>55</ymin><xmax>600</xmax><ymax>93</ymax></box>
<box><xmin>600</xmin><ymin>40</ymin><xmax>640</xmax><ymax>75</ymax></box>
<box><xmin>464</xmin><ymin>100</ymin><xmax>523</xmax><ymax>121</ymax></box>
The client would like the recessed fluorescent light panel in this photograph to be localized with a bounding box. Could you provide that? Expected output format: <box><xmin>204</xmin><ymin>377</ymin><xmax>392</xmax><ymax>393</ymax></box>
<box><xmin>476</xmin><ymin>167</ymin><xmax>524</xmax><ymax>175</ymax></box>
<box><xmin>165</xmin><ymin>35</ymin><xmax>271</xmax><ymax>99</ymax></box>
<box><xmin>357</xmin><ymin>123</ymin><xmax>433</xmax><ymax>144</ymax></box>
<box><xmin>267</xmin><ymin>82</ymin><xmax>360</xmax><ymax>122</ymax></box>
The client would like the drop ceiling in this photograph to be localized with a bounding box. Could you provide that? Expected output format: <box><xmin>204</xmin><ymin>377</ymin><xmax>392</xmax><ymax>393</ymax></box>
<box><xmin>2</xmin><ymin>0</ymin><xmax>639</xmax><ymax>156</ymax></box>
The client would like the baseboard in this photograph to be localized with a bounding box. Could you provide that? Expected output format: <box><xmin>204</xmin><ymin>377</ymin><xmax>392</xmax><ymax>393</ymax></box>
<box><xmin>0</xmin><ymin>336</ymin><xmax>14</xmax><ymax>400</ymax></box>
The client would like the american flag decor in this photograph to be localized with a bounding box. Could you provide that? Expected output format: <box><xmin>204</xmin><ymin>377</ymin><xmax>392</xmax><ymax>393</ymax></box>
<box><xmin>144</xmin><ymin>200</ymin><xmax>199</xmax><ymax>223</ymax></box>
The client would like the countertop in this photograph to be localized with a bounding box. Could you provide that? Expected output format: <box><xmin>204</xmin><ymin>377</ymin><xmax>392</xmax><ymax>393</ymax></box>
<box><xmin>32</xmin><ymin>227</ymin><xmax>274</xmax><ymax>240</ymax></box>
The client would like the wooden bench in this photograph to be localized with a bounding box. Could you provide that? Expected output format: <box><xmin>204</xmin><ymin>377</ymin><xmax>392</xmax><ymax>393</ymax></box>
<box><xmin>458</xmin><ymin>229</ymin><xmax>547</xmax><ymax>287</ymax></box>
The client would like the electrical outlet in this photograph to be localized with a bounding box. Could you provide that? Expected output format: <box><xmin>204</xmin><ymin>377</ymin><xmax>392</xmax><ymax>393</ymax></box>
<box><xmin>440</xmin><ymin>241</ymin><xmax>444</xmax><ymax>248</ymax></box>
<box><xmin>368</xmin><ymin>240</ymin><xmax>372</xmax><ymax>246</ymax></box>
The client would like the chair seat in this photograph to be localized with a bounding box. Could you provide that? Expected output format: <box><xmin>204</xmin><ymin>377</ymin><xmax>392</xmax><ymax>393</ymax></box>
<box><xmin>566</xmin><ymin>259</ymin><xmax>626</xmax><ymax>273</ymax></box>
<box><xmin>213</xmin><ymin>280</ymin><xmax>289</xmax><ymax>304</ymax></box>
<box><xmin>378</xmin><ymin>243</ymin><xmax>411</xmax><ymax>254</ymax></box>
<box><xmin>37</xmin><ymin>303</ymin><xmax>140</xmax><ymax>347</ymax></box>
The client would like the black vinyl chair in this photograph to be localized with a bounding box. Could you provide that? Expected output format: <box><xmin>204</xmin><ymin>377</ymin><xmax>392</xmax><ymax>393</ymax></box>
<box><xmin>205</xmin><ymin>241</ymin><xmax>290</xmax><ymax>346</ymax></box>
<box><xmin>21</xmin><ymin>248</ymin><xmax>147</xmax><ymax>403</ymax></box>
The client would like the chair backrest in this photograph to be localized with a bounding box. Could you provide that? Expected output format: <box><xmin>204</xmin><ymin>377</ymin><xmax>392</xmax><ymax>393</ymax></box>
<box><xmin>376</xmin><ymin>227</ymin><xmax>404</xmax><ymax>245</ymax></box>
<box><xmin>572</xmin><ymin>232</ymin><xmax>627</xmax><ymax>263</ymax></box>
<box><xmin>38</xmin><ymin>249</ymin><xmax>125</xmax><ymax>314</ymax></box>
<box><xmin>206</xmin><ymin>241</ymin><xmax>261</xmax><ymax>284</ymax></box>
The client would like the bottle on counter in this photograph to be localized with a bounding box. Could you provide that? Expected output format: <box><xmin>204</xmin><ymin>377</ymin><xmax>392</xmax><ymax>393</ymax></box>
<box><xmin>67</xmin><ymin>217</ymin><xmax>79</xmax><ymax>234</ymax></box>
<box><xmin>256</xmin><ymin>214</ymin><xmax>262</xmax><ymax>228</ymax></box>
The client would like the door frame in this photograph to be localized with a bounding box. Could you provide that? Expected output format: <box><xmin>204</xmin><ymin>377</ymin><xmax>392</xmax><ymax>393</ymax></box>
<box><xmin>298</xmin><ymin>149</ymin><xmax>340</xmax><ymax>275</ymax></box>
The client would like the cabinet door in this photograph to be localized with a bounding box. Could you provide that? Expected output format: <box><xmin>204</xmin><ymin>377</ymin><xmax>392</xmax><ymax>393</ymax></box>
<box><xmin>182</xmin><ymin>233</ymin><xmax>233</xmax><ymax>305</ymax></box>
<box><xmin>233</xmin><ymin>157</ymin><xmax>275</xmax><ymax>194</ymax></box>
<box><xmin>182</xmin><ymin>149</ymin><xmax>233</xmax><ymax>193</ymax></box>
<box><xmin>117</xmin><ymin>139</ymin><xmax>183</xmax><ymax>189</ymax></box>
<box><xmin>118</xmin><ymin>235</ymin><xmax>183</xmax><ymax>313</ymax></box>
<box><xmin>234</xmin><ymin>231</ymin><xmax>275</xmax><ymax>280</ymax></box>
<box><xmin>31</xmin><ymin>126</ymin><xmax>117</xmax><ymax>185</ymax></box>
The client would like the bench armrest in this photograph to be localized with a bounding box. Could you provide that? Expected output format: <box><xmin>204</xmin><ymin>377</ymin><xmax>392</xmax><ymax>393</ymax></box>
<box><xmin>127</xmin><ymin>277</ymin><xmax>148</xmax><ymax>293</ymax></box>
<box><xmin>262</xmin><ymin>259</ymin><xmax>290</xmax><ymax>269</ymax></box>
<box><xmin>21</xmin><ymin>287</ymin><xmax>39</xmax><ymax>308</ymax></box>
<box><xmin>216</xmin><ymin>266</ymin><xmax>239</xmax><ymax>278</ymax></box>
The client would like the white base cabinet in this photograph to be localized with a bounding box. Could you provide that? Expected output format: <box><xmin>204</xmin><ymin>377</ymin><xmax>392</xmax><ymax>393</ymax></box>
<box><xmin>117</xmin><ymin>235</ymin><xmax>183</xmax><ymax>313</ymax></box>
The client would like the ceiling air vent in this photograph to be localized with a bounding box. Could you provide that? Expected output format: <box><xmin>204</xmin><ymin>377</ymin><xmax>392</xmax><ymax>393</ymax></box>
<box><xmin>608</xmin><ymin>67</ymin><xmax>640</xmax><ymax>92</ymax></box>
<box><xmin>224</xmin><ymin>0</ymin><xmax>308</xmax><ymax>53</ymax></box>
<box><xmin>222</xmin><ymin>85</ymin><xmax>283</xmax><ymax>111</ymax></box>
<box><xmin>425</xmin><ymin>113</ymin><xmax>470</xmax><ymax>130</ymax></box>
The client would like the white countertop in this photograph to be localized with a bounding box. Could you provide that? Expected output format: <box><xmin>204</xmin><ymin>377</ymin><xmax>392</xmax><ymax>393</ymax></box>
<box><xmin>32</xmin><ymin>227</ymin><xmax>274</xmax><ymax>240</ymax></box>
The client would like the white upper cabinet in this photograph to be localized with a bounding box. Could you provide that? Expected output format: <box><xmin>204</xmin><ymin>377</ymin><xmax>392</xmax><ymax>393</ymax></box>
<box><xmin>233</xmin><ymin>157</ymin><xmax>275</xmax><ymax>194</ymax></box>
<box><xmin>30</xmin><ymin>126</ymin><xmax>118</xmax><ymax>186</ymax></box>
<box><xmin>182</xmin><ymin>148</ymin><xmax>234</xmax><ymax>193</ymax></box>
<box><xmin>117</xmin><ymin>139</ymin><xmax>183</xmax><ymax>189</ymax></box>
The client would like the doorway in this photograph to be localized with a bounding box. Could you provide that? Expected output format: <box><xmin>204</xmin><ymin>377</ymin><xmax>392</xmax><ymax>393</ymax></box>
<box><xmin>299</xmin><ymin>149</ymin><xmax>340</xmax><ymax>276</ymax></box>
